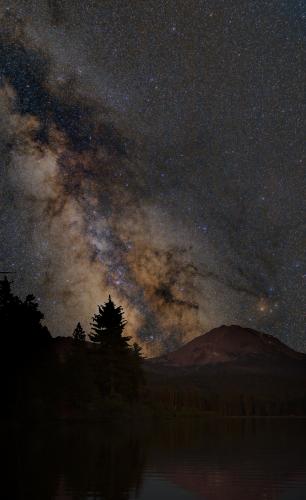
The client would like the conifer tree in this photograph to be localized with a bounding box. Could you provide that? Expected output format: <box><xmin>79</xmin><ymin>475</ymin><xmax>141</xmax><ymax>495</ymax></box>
<box><xmin>89</xmin><ymin>295</ymin><xmax>137</xmax><ymax>399</ymax></box>
<box><xmin>73</xmin><ymin>322</ymin><xmax>86</xmax><ymax>342</ymax></box>
<box><xmin>89</xmin><ymin>295</ymin><xmax>130</xmax><ymax>349</ymax></box>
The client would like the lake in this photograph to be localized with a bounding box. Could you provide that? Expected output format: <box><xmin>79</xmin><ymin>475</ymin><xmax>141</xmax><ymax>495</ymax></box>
<box><xmin>2</xmin><ymin>418</ymin><xmax>306</xmax><ymax>499</ymax></box>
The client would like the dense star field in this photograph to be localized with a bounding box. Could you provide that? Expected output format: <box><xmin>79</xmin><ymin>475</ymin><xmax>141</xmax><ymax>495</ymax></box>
<box><xmin>0</xmin><ymin>1</ymin><xmax>304</xmax><ymax>355</ymax></box>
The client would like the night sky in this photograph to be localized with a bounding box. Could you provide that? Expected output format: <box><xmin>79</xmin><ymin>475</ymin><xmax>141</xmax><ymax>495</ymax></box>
<box><xmin>0</xmin><ymin>1</ymin><xmax>305</xmax><ymax>355</ymax></box>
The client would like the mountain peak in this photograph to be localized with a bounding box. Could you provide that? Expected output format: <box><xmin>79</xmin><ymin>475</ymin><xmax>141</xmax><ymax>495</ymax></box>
<box><xmin>151</xmin><ymin>325</ymin><xmax>304</xmax><ymax>367</ymax></box>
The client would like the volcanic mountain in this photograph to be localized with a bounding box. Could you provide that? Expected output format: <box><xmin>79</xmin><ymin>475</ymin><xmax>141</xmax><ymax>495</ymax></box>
<box><xmin>149</xmin><ymin>325</ymin><xmax>305</xmax><ymax>367</ymax></box>
<box><xmin>145</xmin><ymin>326</ymin><xmax>306</xmax><ymax>416</ymax></box>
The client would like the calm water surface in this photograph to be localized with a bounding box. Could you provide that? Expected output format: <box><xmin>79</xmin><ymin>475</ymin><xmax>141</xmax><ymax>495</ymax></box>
<box><xmin>2</xmin><ymin>418</ymin><xmax>306</xmax><ymax>499</ymax></box>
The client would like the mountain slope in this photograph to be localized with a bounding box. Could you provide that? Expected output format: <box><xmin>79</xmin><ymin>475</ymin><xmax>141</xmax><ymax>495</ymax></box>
<box><xmin>149</xmin><ymin>325</ymin><xmax>305</xmax><ymax>367</ymax></box>
<box><xmin>145</xmin><ymin>326</ymin><xmax>306</xmax><ymax>416</ymax></box>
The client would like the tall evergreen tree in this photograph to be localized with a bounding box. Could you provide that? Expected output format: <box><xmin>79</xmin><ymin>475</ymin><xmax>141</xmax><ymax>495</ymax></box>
<box><xmin>73</xmin><ymin>322</ymin><xmax>86</xmax><ymax>342</ymax></box>
<box><xmin>89</xmin><ymin>295</ymin><xmax>130</xmax><ymax>349</ymax></box>
<box><xmin>89</xmin><ymin>296</ymin><xmax>144</xmax><ymax>400</ymax></box>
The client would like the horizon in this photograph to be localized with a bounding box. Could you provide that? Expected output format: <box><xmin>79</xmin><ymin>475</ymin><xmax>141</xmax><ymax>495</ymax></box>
<box><xmin>3</xmin><ymin>273</ymin><xmax>304</xmax><ymax>357</ymax></box>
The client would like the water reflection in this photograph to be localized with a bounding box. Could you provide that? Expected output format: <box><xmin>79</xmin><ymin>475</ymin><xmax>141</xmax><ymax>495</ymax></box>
<box><xmin>2</xmin><ymin>419</ymin><xmax>306</xmax><ymax>499</ymax></box>
<box><xmin>2</xmin><ymin>421</ymin><xmax>146</xmax><ymax>500</ymax></box>
<box><xmin>144</xmin><ymin>419</ymin><xmax>306</xmax><ymax>500</ymax></box>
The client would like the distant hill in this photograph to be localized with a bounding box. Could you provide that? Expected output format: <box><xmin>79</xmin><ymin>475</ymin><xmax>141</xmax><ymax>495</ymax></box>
<box><xmin>149</xmin><ymin>325</ymin><xmax>305</xmax><ymax>367</ymax></box>
<box><xmin>145</xmin><ymin>326</ymin><xmax>306</xmax><ymax>416</ymax></box>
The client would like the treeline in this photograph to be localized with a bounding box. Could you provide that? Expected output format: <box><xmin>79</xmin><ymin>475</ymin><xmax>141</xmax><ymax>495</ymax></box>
<box><xmin>145</xmin><ymin>368</ymin><xmax>306</xmax><ymax>417</ymax></box>
<box><xmin>148</xmin><ymin>385</ymin><xmax>306</xmax><ymax>417</ymax></box>
<box><xmin>0</xmin><ymin>276</ymin><xmax>145</xmax><ymax>420</ymax></box>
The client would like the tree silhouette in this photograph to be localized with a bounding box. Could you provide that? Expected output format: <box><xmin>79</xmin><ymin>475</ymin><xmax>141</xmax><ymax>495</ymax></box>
<box><xmin>130</xmin><ymin>342</ymin><xmax>145</xmax><ymax>400</ymax></box>
<box><xmin>89</xmin><ymin>296</ymin><xmax>144</xmax><ymax>400</ymax></box>
<box><xmin>21</xmin><ymin>294</ymin><xmax>51</xmax><ymax>344</ymax></box>
<box><xmin>0</xmin><ymin>276</ymin><xmax>20</xmax><ymax>335</ymax></box>
<box><xmin>132</xmin><ymin>342</ymin><xmax>142</xmax><ymax>359</ymax></box>
<box><xmin>0</xmin><ymin>276</ymin><xmax>51</xmax><ymax>417</ymax></box>
<box><xmin>0</xmin><ymin>276</ymin><xmax>50</xmax><ymax>346</ymax></box>
<box><xmin>73</xmin><ymin>322</ymin><xmax>86</xmax><ymax>342</ymax></box>
<box><xmin>89</xmin><ymin>295</ymin><xmax>129</xmax><ymax>347</ymax></box>
<box><xmin>0</xmin><ymin>275</ymin><xmax>14</xmax><ymax>306</ymax></box>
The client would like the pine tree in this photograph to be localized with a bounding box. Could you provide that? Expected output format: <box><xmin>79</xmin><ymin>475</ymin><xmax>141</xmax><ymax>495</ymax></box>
<box><xmin>73</xmin><ymin>322</ymin><xmax>86</xmax><ymax>342</ymax></box>
<box><xmin>89</xmin><ymin>295</ymin><xmax>134</xmax><ymax>399</ymax></box>
<box><xmin>89</xmin><ymin>295</ymin><xmax>130</xmax><ymax>349</ymax></box>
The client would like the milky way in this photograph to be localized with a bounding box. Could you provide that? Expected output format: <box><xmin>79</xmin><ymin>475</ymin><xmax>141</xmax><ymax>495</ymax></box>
<box><xmin>0</xmin><ymin>2</ymin><xmax>305</xmax><ymax>354</ymax></box>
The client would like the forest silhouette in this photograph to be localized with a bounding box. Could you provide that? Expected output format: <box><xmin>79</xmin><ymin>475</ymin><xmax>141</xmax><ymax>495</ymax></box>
<box><xmin>0</xmin><ymin>276</ymin><xmax>144</xmax><ymax>420</ymax></box>
<box><xmin>1</xmin><ymin>275</ymin><xmax>306</xmax><ymax>420</ymax></box>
